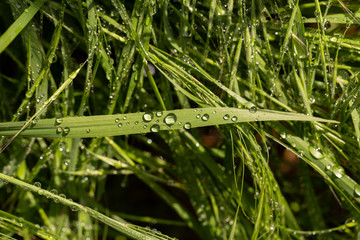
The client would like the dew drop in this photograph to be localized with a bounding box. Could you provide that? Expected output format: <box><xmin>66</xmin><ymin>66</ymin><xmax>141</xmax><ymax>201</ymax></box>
<box><xmin>123</xmin><ymin>116</ymin><xmax>127</xmax><ymax>120</ymax></box>
<box><xmin>59</xmin><ymin>193</ymin><xmax>66</xmax><ymax>199</ymax></box>
<box><xmin>223</xmin><ymin>114</ymin><xmax>230</xmax><ymax>120</ymax></box>
<box><xmin>118</xmin><ymin>123</ymin><xmax>123</xmax><ymax>128</ymax></box>
<box><xmin>333</xmin><ymin>165</ymin><xmax>344</xmax><ymax>178</ymax></box>
<box><xmin>115</xmin><ymin>118</ymin><xmax>120</xmax><ymax>123</ymax></box>
<box><xmin>37</xmin><ymin>189</ymin><xmax>44</xmax><ymax>195</ymax></box>
<box><xmin>156</xmin><ymin>111</ymin><xmax>163</xmax><ymax>117</ymax></box>
<box><xmin>55</xmin><ymin>118</ymin><xmax>63</xmax><ymax>124</ymax></box>
<box><xmin>201</xmin><ymin>114</ymin><xmax>209</xmax><ymax>121</ymax></box>
<box><xmin>56</xmin><ymin>127</ymin><xmax>63</xmax><ymax>134</ymax></box>
<box><xmin>184</xmin><ymin>122</ymin><xmax>191</xmax><ymax>130</ymax></box>
<box><xmin>249</xmin><ymin>106</ymin><xmax>257</xmax><ymax>113</ymax></box>
<box><xmin>196</xmin><ymin>114</ymin><xmax>201</xmax><ymax>119</ymax></box>
<box><xmin>143</xmin><ymin>125</ymin><xmax>147</xmax><ymax>129</ymax></box>
<box><xmin>164</xmin><ymin>113</ymin><xmax>177</xmax><ymax>125</ymax></box>
<box><xmin>150</xmin><ymin>124</ymin><xmax>160</xmax><ymax>132</ymax></box>
<box><xmin>309</xmin><ymin>146</ymin><xmax>323</xmax><ymax>159</ymax></box>
<box><xmin>231</xmin><ymin>116</ymin><xmax>238</xmax><ymax>122</ymax></box>
<box><xmin>280</xmin><ymin>132</ymin><xmax>287</xmax><ymax>139</ymax></box>
<box><xmin>212</xmin><ymin>110</ymin><xmax>216</xmax><ymax>114</ymax></box>
<box><xmin>143</xmin><ymin>112</ymin><xmax>154</xmax><ymax>122</ymax></box>
<box><xmin>86</xmin><ymin>129</ymin><xmax>91</xmax><ymax>133</ymax></box>
<box><xmin>63</xmin><ymin>127</ymin><xmax>70</xmax><ymax>135</ymax></box>
<box><xmin>33</xmin><ymin>182</ymin><xmax>41</xmax><ymax>188</ymax></box>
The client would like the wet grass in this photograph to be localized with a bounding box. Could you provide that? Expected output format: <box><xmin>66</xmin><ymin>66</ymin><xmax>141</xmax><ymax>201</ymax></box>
<box><xmin>1</xmin><ymin>0</ymin><xmax>360</xmax><ymax>239</ymax></box>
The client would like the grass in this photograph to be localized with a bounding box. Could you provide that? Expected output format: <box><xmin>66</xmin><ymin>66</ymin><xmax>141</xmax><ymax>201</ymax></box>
<box><xmin>0</xmin><ymin>0</ymin><xmax>360</xmax><ymax>239</ymax></box>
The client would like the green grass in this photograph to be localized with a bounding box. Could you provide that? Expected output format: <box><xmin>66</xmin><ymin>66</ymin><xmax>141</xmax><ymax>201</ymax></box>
<box><xmin>1</xmin><ymin>0</ymin><xmax>360</xmax><ymax>239</ymax></box>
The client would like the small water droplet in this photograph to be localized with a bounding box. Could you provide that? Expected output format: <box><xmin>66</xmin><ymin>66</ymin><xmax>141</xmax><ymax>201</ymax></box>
<box><xmin>37</xmin><ymin>189</ymin><xmax>44</xmax><ymax>195</ymax></box>
<box><xmin>212</xmin><ymin>110</ymin><xmax>216</xmax><ymax>114</ymax></box>
<box><xmin>56</xmin><ymin>127</ymin><xmax>63</xmax><ymax>134</ymax></box>
<box><xmin>231</xmin><ymin>116</ymin><xmax>238</xmax><ymax>122</ymax></box>
<box><xmin>249</xmin><ymin>106</ymin><xmax>257</xmax><ymax>113</ymax></box>
<box><xmin>34</xmin><ymin>182</ymin><xmax>41</xmax><ymax>188</ymax></box>
<box><xmin>164</xmin><ymin>113</ymin><xmax>177</xmax><ymax>125</ymax></box>
<box><xmin>63</xmin><ymin>127</ymin><xmax>70</xmax><ymax>135</ymax></box>
<box><xmin>309</xmin><ymin>146</ymin><xmax>323</xmax><ymax>159</ymax></box>
<box><xmin>354</xmin><ymin>184</ymin><xmax>360</xmax><ymax>197</ymax></box>
<box><xmin>86</xmin><ymin>128</ymin><xmax>91</xmax><ymax>133</ymax></box>
<box><xmin>134</xmin><ymin>121</ymin><xmax>139</xmax><ymax>125</ymax></box>
<box><xmin>280</xmin><ymin>132</ymin><xmax>287</xmax><ymax>139</ymax></box>
<box><xmin>143</xmin><ymin>125</ymin><xmax>147</xmax><ymax>129</ymax></box>
<box><xmin>117</xmin><ymin>123</ymin><xmax>122</xmax><ymax>128</ymax></box>
<box><xmin>150</xmin><ymin>124</ymin><xmax>160</xmax><ymax>132</ymax></box>
<box><xmin>55</xmin><ymin>118</ymin><xmax>63</xmax><ymax>124</ymax></box>
<box><xmin>223</xmin><ymin>114</ymin><xmax>230</xmax><ymax>120</ymax></box>
<box><xmin>196</xmin><ymin>114</ymin><xmax>201</xmax><ymax>119</ymax></box>
<box><xmin>201</xmin><ymin>114</ymin><xmax>209</xmax><ymax>121</ymax></box>
<box><xmin>143</xmin><ymin>112</ymin><xmax>154</xmax><ymax>122</ymax></box>
<box><xmin>123</xmin><ymin>116</ymin><xmax>127</xmax><ymax>120</ymax></box>
<box><xmin>156</xmin><ymin>111</ymin><xmax>163</xmax><ymax>117</ymax></box>
<box><xmin>333</xmin><ymin>165</ymin><xmax>344</xmax><ymax>178</ymax></box>
<box><xmin>115</xmin><ymin>118</ymin><xmax>120</xmax><ymax>123</ymax></box>
<box><xmin>184</xmin><ymin>122</ymin><xmax>191</xmax><ymax>129</ymax></box>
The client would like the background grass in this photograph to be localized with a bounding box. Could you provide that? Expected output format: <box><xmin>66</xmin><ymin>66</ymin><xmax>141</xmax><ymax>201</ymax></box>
<box><xmin>1</xmin><ymin>0</ymin><xmax>360</xmax><ymax>239</ymax></box>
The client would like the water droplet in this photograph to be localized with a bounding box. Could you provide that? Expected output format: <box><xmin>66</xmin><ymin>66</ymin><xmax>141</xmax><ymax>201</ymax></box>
<box><xmin>34</xmin><ymin>182</ymin><xmax>41</xmax><ymax>188</ymax></box>
<box><xmin>134</xmin><ymin>121</ymin><xmax>139</xmax><ymax>125</ymax></box>
<box><xmin>56</xmin><ymin>127</ymin><xmax>63</xmax><ymax>134</ymax></box>
<box><xmin>201</xmin><ymin>114</ymin><xmax>209</xmax><ymax>121</ymax></box>
<box><xmin>86</xmin><ymin>129</ymin><xmax>91</xmax><ymax>133</ymax></box>
<box><xmin>280</xmin><ymin>132</ymin><xmax>287</xmax><ymax>139</ymax></box>
<box><xmin>37</xmin><ymin>189</ymin><xmax>44</xmax><ymax>195</ymax></box>
<box><xmin>115</xmin><ymin>118</ymin><xmax>120</xmax><ymax>123</ymax></box>
<box><xmin>354</xmin><ymin>184</ymin><xmax>360</xmax><ymax>197</ymax></box>
<box><xmin>63</xmin><ymin>127</ymin><xmax>70</xmax><ymax>135</ymax></box>
<box><xmin>212</xmin><ymin>110</ymin><xmax>216</xmax><ymax>114</ymax></box>
<box><xmin>123</xmin><ymin>116</ymin><xmax>127</xmax><ymax>120</ymax></box>
<box><xmin>143</xmin><ymin>125</ymin><xmax>147</xmax><ymax>129</ymax></box>
<box><xmin>164</xmin><ymin>113</ymin><xmax>177</xmax><ymax>125</ymax></box>
<box><xmin>196</xmin><ymin>114</ymin><xmax>200</xmax><ymax>119</ymax></box>
<box><xmin>324</xmin><ymin>20</ymin><xmax>331</xmax><ymax>30</ymax></box>
<box><xmin>55</xmin><ymin>118</ymin><xmax>63</xmax><ymax>124</ymax></box>
<box><xmin>184</xmin><ymin>122</ymin><xmax>191</xmax><ymax>129</ymax></box>
<box><xmin>150</xmin><ymin>124</ymin><xmax>160</xmax><ymax>132</ymax></box>
<box><xmin>156</xmin><ymin>111</ymin><xmax>163</xmax><ymax>117</ymax></box>
<box><xmin>143</xmin><ymin>112</ymin><xmax>154</xmax><ymax>122</ymax></box>
<box><xmin>309</xmin><ymin>96</ymin><xmax>315</xmax><ymax>104</ymax></box>
<box><xmin>309</xmin><ymin>146</ymin><xmax>323</xmax><ymax>159</ymax></box>
<box><xmin>249</xmin><ymin>106</ymin><xmax>257</xmax><ymax>113</ymax></box>
<box><xmin>333</xmin><ymin>165</ymin><xmax>344</xmax><ymax>178</ymax></box>
<box><xmin>118</xmin><ymin>123</ymin><xmax>123</xmax><ymax>128</ymax></box>
<box><xmin>231</xmin><ymin>116</ymin><xmax>238</xmax><ymax>122</ymax></box>
<box><xmin>50</xmin><ymin>189</ymin><xmax>58</xmax><ymax>196</ymax></box>
<box><xmin>223</xmin><ymin>114</ymin><xmax>230</xmax><ymax>120</ymax></box>
<box><xmin>59</xmin><ymin>193</ymin><xmax>66</xmax><ymax>199</ymax></box>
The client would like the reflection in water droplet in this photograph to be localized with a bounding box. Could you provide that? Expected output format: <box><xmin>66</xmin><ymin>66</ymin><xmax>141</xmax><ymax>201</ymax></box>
<box><xmin>309</xmin><ymin>146</ymin><xmax>323</xmax><ymax>159</ymax></box>
<box><xmin>184</xmin><ymin>122</ymin><xmax>191</xmax><ymax>129</ymax></box>
<box><xmin>333</xmin><ymin>165</ymin><xmax>344</xmax><ymax>178</ymax></box>
<box><xmin>231</xmin><ymin>116</ymin><xmax>238</xmax><ymax>122</ymax></box>
<box><xmin>37</xmin><ymin>189</ymin><xmax>44</xmax><ymax>195</ymax></box>
<box><xmin>212</xmin><ymin>110</ymin><xmax>216</xmax><ymax>114</ymax></box>
<box><xmin>223</xmin><ymin>114</ymin><xmax>230</xmax><ymax>120</ymax></box>
<box><xmin>164</xmin><ymin>113</ymin><xmax>177</xmax><ymax>125</ymax></box>
<box><xmin>202</xmin><ymin>114</ymin><xmax>209</xmax><ymax>121</ymax></box>
<box><xmin>143</xmin><ymin>125</ymin><xmax>147</xmax><ymax>129</ymax></box>
<box><xmin>249</xmin><ymin>106</ymin><xmax>257</xmax><ymax>113</ymax></box>
<box><xmin>134</xmin><ymin>121</ymin><xmax>139</xmax><ymax>125</ymax></box>
<box><xmin>143</xmin><ymin>112</ymin><xmax>154</xmax><ymax>122</ymax></box>
<box><xmin>150</xmin><ymin>124</ymin><xmax>160</xmax><ymax>132</ymax></box>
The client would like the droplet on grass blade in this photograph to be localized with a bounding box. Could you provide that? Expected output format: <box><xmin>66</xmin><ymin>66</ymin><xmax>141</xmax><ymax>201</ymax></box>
<box><xmin>201</xmin><ymin>114</ymin><xmax>209</xmax><ymax>121</ymax></box>
<box><xmin>164</xmin><ymin>113</ymin><xmax>177</xmax><ymax>125</ymax></box>
<box><xmin>309</xmin><ymin>146</ymin><xmax>323</xmax><ymax>159</ymax></box>
<box><xmin>143</xmin><ymin>112</ymin><xmax>154</xmax><ymax>122</ymax></box>
<box><xmin>55</xmin><ymin>118</ymin><xmax>63</xmax><ymax>124</ymax></box>
<box><xmin>249</xmin><ymin>106</ymin><xmax>257</xmax><ymax>113</ymax></box>
<box><xmin>231</xmin><ymin>116</ymin><xmax>238</xmax><ymax>122</ymax></box>
<box><xmin>150</xmin><ymin>124</ymin><xmax>160</xmax><ymax>132</ymax></box>
<box><xmin>354</xmin><ymin>184</ymin><xmax>360</xmax><ymax>197</ymax></box>
<box><xmin>332</xmin><ymin>165</ymin><xmax>344</xmax><ymax>178</ymax></box>
<box><xmin>184</xmin><ymin>122</ymin><xmax>191</xmax><ymax>130</ymax></box>
<box><xmin>223</xmin><ymin>114</ymin><xmax>230</xmax><ymax>120</ymax></box>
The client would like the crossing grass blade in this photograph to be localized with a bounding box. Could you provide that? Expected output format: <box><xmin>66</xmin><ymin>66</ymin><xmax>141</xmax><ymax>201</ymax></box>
<box><xmin>0</xmin><ymin>108</ymin><xmax>337</xmax><ymax>138</ymax></box>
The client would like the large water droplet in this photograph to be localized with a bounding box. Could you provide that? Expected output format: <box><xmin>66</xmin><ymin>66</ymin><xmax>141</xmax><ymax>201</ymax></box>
<box><xmin>184</xmin><ymin>122</ymin><xmax>191</xmax><ymax>130</ymax></box>
<box><xmin>333</xmin><ymin>165</ymin><xmax>344</xmax><ymax>178</ymax></box>
<box><xmin>55</xmin><ymin>118</ymin><xmax>63</xmax><ymax>124</ymax></box>
<box><xmin>143</xmin><ymin>112</ymin><xmax>154</xmax><ymax>122</ymax></box>
<box><xmin>201</xmin><ymin>114</ymin><xmax>209</xmax><ymax>121</ymax></box>
<box><xmin>150</xmin><ymin>124</ymin><xmax>160</xmax><ymax>132</ymax></box>
<box><xmin>164</xmin><ymin>113</ymin><xmax>177</xmax><ymax>125</ymax></box>
<box><xmin>223</xmin><ymin>114</ymin><xmax>230</xmax><ymax>120</ymax></box>
<box><xmin>309</xmin><ymin>146</ymin><xmax>323</xmax><ymax>159</ymax></box>
<box><xmin>249</xmin><ymin>106</ymin><xmax>257</xmax><ymax>113</ymax></box>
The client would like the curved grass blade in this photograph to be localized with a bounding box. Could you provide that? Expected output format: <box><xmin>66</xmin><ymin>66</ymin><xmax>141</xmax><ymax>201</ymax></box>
<box><xmin>0</xmin><ymin>108</ymin><xmax>337</xmax><ymax>139</ymax></box>
<box><xmin>0</xmin><ymin>0</ymin><xmax>47</xmax><ymax>55</ymax></box>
